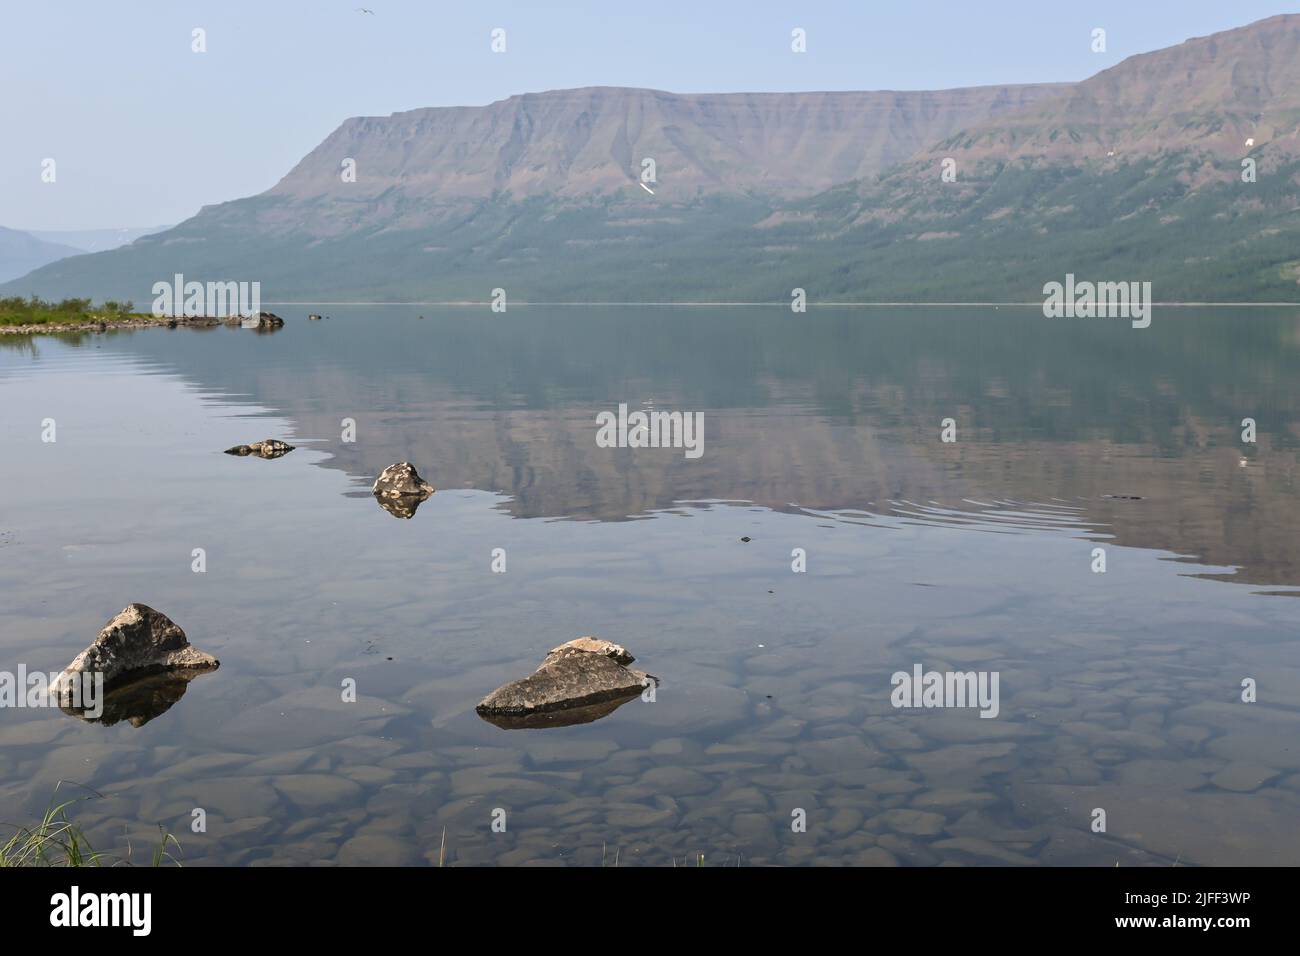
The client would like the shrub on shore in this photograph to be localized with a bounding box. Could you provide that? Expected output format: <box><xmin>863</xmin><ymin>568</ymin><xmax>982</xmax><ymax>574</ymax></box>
<box><xmin>0</xmin><ymin>295</ymin><xmax>140</xmax><ymax>326</ymax></box>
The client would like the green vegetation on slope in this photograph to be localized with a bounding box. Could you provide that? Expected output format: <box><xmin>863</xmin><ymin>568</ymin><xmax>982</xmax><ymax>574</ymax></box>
<box><xmin>4</xmin><ymin>151</ymin><xmax>1298</xmax><ymax>303</ymax></box>
<box><xmin>753</xmin><ymin>151</ymin><xmax>1300</xmax><ymax>302</ymax></box>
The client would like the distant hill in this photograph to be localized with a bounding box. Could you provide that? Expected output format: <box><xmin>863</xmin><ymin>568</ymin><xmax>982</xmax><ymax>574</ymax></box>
<box><xmin>6</xmin><ymin>15</ymin><xmax>1300</xmax><ymax>303</ymax></box>
<box><xmin>0</xmin><ymin>227</ymin><xmax>82</xmax><ymax>284</ymax></box>
<box><xmin>27</xmin><ymin>225</ymin><xmax>172</xmax><ymax>254</ymax></box>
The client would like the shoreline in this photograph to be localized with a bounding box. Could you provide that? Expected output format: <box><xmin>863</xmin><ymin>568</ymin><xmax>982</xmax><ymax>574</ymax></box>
<box><xmin>5</xmin><ymin>300</ymin><xmax>1297</xmax><ymax>335</ymax></box>
<box><xmin>0</xmin><ymin>315</ymin><xmax>243</xmax><ymax>336</ymax></box>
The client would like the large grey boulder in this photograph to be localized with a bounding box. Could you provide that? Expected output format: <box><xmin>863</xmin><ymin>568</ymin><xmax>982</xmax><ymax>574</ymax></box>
<box><xmin>476</xmin><ymin>638</ymin><xmax>655</xmax><ymax>724</ymax></box>
<box><xmin>50</xmin><ymin>604</ymin><xmax>218</xmax><ymax>699</ymax></box>
<box><xmin>372</xmin><ymin>462</ymin><xmax>436</xmax><ymax>518</ymax></box>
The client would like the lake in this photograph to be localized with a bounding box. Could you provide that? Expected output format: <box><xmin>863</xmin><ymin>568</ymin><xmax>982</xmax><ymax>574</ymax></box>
<box><xmin>1</xmin><ymin>305</ymin><xmax>1298</xmax><ymax>866</ymax></box>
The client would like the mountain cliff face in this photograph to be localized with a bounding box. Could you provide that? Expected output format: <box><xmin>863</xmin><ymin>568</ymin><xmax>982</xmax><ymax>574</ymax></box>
<box><xmin>929</xmin><ymin>14</ymin><xmax>1300</xmax><ymax>164</ymax></box>
<box><xmin>6</xmin><ymin>15</ymin><xmax>1300</xmax><ymax>303</ymax></box>
<box><xmin>280</xmin><ymin>87</ymin><xmax>1064</xmax><ymax>194</ymax></box>
<box><xmin>218</xmin><ymin>84</ymin><xmax>1067</xmax><ymax>238</ymax></box>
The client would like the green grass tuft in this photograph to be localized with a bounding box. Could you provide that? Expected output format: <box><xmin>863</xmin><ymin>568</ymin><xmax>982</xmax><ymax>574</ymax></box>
<box><xmin>0</xmin><ymin>783</ymin><xmax>182</xmax><ymax>867</ymax></box>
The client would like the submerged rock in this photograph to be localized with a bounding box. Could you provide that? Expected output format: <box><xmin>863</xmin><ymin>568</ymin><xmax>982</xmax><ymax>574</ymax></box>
<box><xmin>476</xmin><ymin>637</ymin><xmax>656</xmax><ymax>726</ymax></box>
<box><xmin>372</xmin><ymin>462</ymin><xmax>436</xmax><ymax>518</ymax></box>
<box><xmin>50</xmin><ymin>604</ymin><xmax>219</xmax><ymax>700</ymax></box>
<box><xmin>225</xmin><ymin>438</ymin><xmax>295</xmax><ymax>459</ymax></box>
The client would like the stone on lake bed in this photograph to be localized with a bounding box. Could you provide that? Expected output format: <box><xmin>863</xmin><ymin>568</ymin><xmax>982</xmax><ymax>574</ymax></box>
<box><xmin>1210</xmin><ymin>763</ymin><xmax>1280</xmax><ymax>793</ymax></box>
<box><xmin>476</xmin><ymin>638</ymin><xmax>656</xmax><ymax>726</ymax></box>
<box><xmin>50</xmin><ymin>604</ymin><xmax>218</xmax><ymax>698</ymax></box>
<box><xmin>872</xmin><ymin>808</ymin><xmax>948</xmax><ymax>837</ymax></box>
<box><xmin>224</xmin><ymin>438</ymin><xmax>294</xmax><ymax>458</ymax></box>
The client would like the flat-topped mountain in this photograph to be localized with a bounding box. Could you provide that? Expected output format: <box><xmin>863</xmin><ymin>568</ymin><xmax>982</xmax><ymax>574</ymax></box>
<box><xmin>244</xmin><ymin>84</ymin><xmax>1066</xmax><ymax>236</ymax></box>
<box><xmin>297</xmin><ymin>85</ymin><xmax>1067</xmax><ymax>193</ymax></box>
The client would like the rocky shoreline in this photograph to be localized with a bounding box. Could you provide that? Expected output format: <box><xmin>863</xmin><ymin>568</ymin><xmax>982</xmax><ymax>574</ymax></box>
<box><xmin>0</xmin><ymin>312</ymin><xmax>284</xmax><ymax>335</ymax></box>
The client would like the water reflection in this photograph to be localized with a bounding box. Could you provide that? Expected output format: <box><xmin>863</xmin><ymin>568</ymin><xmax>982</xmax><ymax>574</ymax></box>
<box><xmin>3</xmin><ymin>307</ymin><xmax>1299</xmax><ymax>867</ymax></box>
<box><xmin>90</xmin><ymin>305</ymin><xmax>1300</xmax><ymax>587</ymax></box>
<box><xmin>372</xmin><ymin>493</ymin><xmax>432</xmax><ymax>519</ymax></box>
<box><xmin>59</xmin><ymin>667</ymin><xmax>217</xmax><ymax>728</ymax></box>
<box><xmin>477</xmin><ymin>692</ymin><xmax>642</xmax><ymax>730</ymax></box>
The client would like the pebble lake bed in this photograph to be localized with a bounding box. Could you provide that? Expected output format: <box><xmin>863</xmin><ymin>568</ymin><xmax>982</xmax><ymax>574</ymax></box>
<box><xmin>1</xmin><ymin>305</ymin><xmax>1298</xmax><ymax>866</ymax></box>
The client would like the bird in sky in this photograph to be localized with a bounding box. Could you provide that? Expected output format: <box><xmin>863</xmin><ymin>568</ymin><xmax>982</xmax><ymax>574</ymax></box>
<box><xmin>356</xmin><ymin>7</ymin><xmax>375</xmax><ymax>14</ymax></box>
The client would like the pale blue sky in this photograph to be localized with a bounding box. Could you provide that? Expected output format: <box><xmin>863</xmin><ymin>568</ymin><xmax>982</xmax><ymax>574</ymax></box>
<box><xmin>1</xmin><ymin>1</ymin><xmax>1292</xmax><ymax>230</ymax></box>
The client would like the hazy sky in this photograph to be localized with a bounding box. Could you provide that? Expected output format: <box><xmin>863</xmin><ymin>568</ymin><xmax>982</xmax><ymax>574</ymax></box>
<box><xmin>1</xmin><ymin>1</ymin><xmax>1291</xmax><ymax>230</ymax></box>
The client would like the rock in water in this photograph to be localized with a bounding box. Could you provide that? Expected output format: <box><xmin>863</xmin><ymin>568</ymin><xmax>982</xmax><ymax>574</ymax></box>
<box><xmin>373</xmin><ymin>461</ymin><xmax>435</xmax><ymax>497</ymax></box>
<box><xmin>228</xmin><ymin>311</ymin><xmax>284</xmax><ymax>331</ymax></box>
<box><xmin>253</xmin><ymin>312</ymin><xmax>284</xmax><ymax>333</ymax></box>
<box><xmin>372</xmin><ymin>462</ymin><xmax>436</xmax><ymax>518</ymax></box>
<box><xmin>476</xmin><ymin>638</ymin><xmax>655</xmax><ymax>721</ymax></box>
<box><xmin>225</xmin><ymin>438</ymin><xmax>294</xmax><ymax>459</ymax></box>
<box><xmin>548</xmin><ymin>636</ymin><xmax>635</xmax><ymax>665</ymax></box>
<box><xmin>50</xmin><ymin>604</ymin><xmax>218</xmax><ymax>698</ymax></box>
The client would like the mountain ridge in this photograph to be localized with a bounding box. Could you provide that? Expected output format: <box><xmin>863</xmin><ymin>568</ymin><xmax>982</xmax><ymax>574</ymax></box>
<box><xmin>6</xmin><ymin>14</ymin><xmax>1300</xmax><ymax>303</ymax></box>
<box><xmin>924</xmin><ymin>13</ymin><xmax>1300</xmax><ymax>164</ymax></box>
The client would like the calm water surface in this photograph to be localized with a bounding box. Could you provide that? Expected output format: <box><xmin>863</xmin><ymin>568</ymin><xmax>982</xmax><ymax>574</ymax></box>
<box><xmin>1</xmin><ymin>306</ymin><xmax>1298</xmax><ymax>865</ymax></box>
